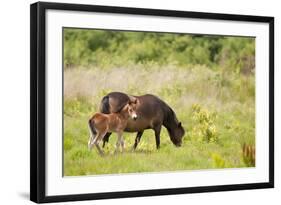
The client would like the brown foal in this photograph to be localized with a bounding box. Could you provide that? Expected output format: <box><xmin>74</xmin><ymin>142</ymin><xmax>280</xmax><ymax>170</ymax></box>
<box><xmin>88</xmin><ymin>102</ymin><xmax>138</xmax><ymax>155</ymax></box>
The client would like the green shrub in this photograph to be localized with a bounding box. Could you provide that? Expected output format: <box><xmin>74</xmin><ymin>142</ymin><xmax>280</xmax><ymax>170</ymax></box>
<box><xmin>63</xmin><ymin>28</ymin><xmax>255</xmax><ymax>70</ymax></box>
<box><xmin>64</xmin><ymin>137</ymin><xmax>73</xmax><ymax>151</ymax></box>
<box><xmin>189</xmin><ymin>104</ymin><xmax>218</xmax><ymax>143</ymax></box>
<box><xmin>211</xmin><ymin>153</ymin><xmax>226</xmax><ymax>168</ymax></box>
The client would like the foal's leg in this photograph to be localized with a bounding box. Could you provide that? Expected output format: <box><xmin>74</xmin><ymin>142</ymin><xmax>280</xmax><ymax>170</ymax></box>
<box><xmin>93</xmin><ymin>132</ymin><xmax>106</xmax><ymax>156</ymax></box>
<box><xmin>95</xmin><ymin>142</ymin><xmax>105</xmax><ymax>156</ymax></box>
<box><xmin>88</xmin><ymin>132</ymin><xmax>97</xmax><ymax>150</ymax></box>
<box><xmin>120</xmin><ymin>134</ymin><xmax>125</xmax><ymax>152</ymax></box>
<box><xmin>88</xmin><ymin>137</ymin><xmax>95</xmax><ymax>150</ymax></box>
<box><xmin>88</xmin><ymin>124</ymin><xmax>96</xmax><ymax>150</ymax></box>
<box><xmin>132</xmin><ymin>131</ymin><xmax>144</xmax><ymax>150</ymax></box>
<box><xmin>115</xmin><ymin>131</ymin><xmax>124</xmax><ymax>153</ymax></box>
<box><xmin>153</xmin><ymin>125</ymin><xmax>162</xmax><ymax>149</ymax></box>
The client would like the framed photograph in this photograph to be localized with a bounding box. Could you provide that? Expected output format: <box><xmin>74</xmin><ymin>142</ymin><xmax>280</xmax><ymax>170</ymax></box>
<box><xmin>30</xmin><ymin>1</ymin><xmax>274</xmax><ymax>203</ymax></box>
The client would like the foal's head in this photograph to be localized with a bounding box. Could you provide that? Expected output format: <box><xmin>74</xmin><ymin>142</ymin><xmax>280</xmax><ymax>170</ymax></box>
<box><xmin>122</xmin><ymin>101</ymin><xmax>138</xmax><ymax>120</ymax></box>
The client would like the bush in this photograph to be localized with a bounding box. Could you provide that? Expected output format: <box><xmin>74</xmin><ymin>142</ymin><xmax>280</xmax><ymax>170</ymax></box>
<box><xmin>63</xmin><ymin>28</ymin><xmax>255</xmax><ymax>71</ymax></box>
<box><xmin>189</xmin><ymin>104</ymin><xmax>218</xmax><ymax>143</ymax></box>
<box><xmin>242</xmin><ymin>143</ymin><xmax>255</xmax><ymax>167</ymax></box>
<box><xmin>211</xmin><ymin>153</ymin><xmax>226</xmax><ymax>168</ymax></box>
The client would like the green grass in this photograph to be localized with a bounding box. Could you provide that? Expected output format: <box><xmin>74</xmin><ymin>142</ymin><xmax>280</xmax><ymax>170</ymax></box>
<box><xmin>63</xmin><ymin>64</ymin><xmax>255</xmax><ymax>176</ymax></box>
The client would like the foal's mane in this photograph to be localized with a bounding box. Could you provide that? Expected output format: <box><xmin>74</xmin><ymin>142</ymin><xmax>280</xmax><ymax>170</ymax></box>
<box><xmin>115</xmin><ymin>101</ymin><xmax>129</xmax><ymax>113</ymax></box>
<box><xmin>114</xmin><ymin>95</ymin><xmax>136</xmax><ymax>113</ymax></box>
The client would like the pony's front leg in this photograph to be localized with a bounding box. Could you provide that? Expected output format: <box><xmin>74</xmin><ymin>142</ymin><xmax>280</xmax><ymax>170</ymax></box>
<box><xmin>95</xmin><ymin>142</ymin><xmax>105</xmax><ymax>156</ymax></box>
<box><xmin>120</xmin><ymin>136</ymin><xmax>125</xmax><ymax>152</ymax></box>
<box><xmin>153</xmin><ymin>125</ymin><xmax>162</xmax><ymax>149</ymax></box>
<box><xmin>115</xmin><ymin>131</ymin><xmax>125</xmax><ymax>153</ymax></box>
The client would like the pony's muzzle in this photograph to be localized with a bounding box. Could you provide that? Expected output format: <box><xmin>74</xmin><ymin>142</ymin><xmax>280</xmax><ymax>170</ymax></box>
<box><xmin>175</xmin><ymin>141</ymin><xmax>182</xmax><ymax>147</ymax></box>
<box><xmin>132</xmin><ymin>114</ymin><xmax>138</xmax><ymax>120</ymax></box>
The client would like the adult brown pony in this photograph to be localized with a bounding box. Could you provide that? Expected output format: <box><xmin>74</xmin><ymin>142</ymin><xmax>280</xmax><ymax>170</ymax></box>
<box><xmin>100</xmin><ymin>92</ymin><xmax>185</xmax><ymax>149</ymax></box>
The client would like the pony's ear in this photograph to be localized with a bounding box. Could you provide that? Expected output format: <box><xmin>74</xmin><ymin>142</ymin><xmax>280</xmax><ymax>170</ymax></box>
<box><xmin>128</xmin><ymin>95</ymin><xmax>138</xmax><ymax>104</ymax></box>
<box><xmin>122</xmin><ymin>103</ymin><xmax>129</xmax><ymax>110</ymax></box>
<box><xmin>134</xmin><ymin>98</ymin><xmax>139</xmax><ymax>104</ymax></box>
<box><xmin>178</xmin><ymin>122</ymin><xmax>182</xmax><ymax>127</ymax></box>
<box><xmin>129</xmin><ymin>99</ymin><xmax>138</xmax><ymax>105</ymax></box>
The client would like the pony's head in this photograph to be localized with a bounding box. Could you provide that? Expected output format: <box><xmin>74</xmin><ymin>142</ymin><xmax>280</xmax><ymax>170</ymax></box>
<box><xmin>122</xmin><ymin>100</ymin><xmax>138</xmax><ymax>120</ymax></box>
<box><xmin>163</xmin><ymin>106</ymin><xmax>185</xmax><ymax>147</ymax></box>
<box><xmin>168</xmin><ymin>122</ymin><xmax>185</xmax><ymax>147</ymax></box>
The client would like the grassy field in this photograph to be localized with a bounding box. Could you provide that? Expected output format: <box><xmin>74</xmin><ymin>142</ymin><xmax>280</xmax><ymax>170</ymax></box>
<box><xmin>63</xmin><ymin>64</ymin><xmax>255</xmax><ymax>176</ymax></box>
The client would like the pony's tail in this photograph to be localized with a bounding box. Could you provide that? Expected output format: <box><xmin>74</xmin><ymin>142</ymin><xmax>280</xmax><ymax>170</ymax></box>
<box><xmin>100</xmin><ymin>95</ymin><xmax>110</xmax><ymax>114</ymax></box>
<box><xmin>88</xmin><ymin>119</ymin><xmax>97</xmax><ymax>138</ymax></box>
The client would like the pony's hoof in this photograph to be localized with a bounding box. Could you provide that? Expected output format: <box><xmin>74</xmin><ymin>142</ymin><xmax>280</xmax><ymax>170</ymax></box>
<box><xmin>114</xmin><ymin>150</ymin><xmax>120</xmax><ymax>155</ymax></box>
<box><xmin>99</xmin><ymin>153</ymin><xmax>105</xmax><ymax>157</ymax></box>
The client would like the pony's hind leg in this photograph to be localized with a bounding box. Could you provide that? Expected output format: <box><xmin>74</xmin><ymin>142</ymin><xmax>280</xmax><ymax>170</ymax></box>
<box><xmin>88</xmin><ymin>132</ymin><xmax>97</xmax><ymax>151</ymax></box>
<box><xmin>88</xmin><ymin>119</ymin><xmax>98</xmax><ymax>150</ymax></box>
<box><xmin>88</xmin><ymin>128</ymin><xmax>96</xmax><ymax>150</ymax></box>
<box><xmin>88</xmin><ymin>131</ymin><xmax>105</xmax><ymax>156</ymax></box>
<box><xmin>94</xmin><ymin>132</ymin><xmax>107</xmax><ymax>156</ymax></box>
<box><xmin>102</xmin><ymin>132</ymin><xmax>112</xmax><ymax>148</ymax></box>
<box><xmin>132</xmin><ymin>131</ymin><xmax>144</xmax><ymax>150</ymax></box>
<box><xmin>95</xmin><ymin>142</ymin><xmax>104</xmax><ymax>156</ymax></box>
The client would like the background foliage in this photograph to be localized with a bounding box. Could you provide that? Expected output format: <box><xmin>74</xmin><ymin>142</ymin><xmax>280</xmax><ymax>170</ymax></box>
<box><xmin>63</xmin><ymin>28</ymin><xmax>255</xmax><ymax>176</ymax></box>
<box><xmin>64</xmin><ymin>29</ymin><xmax>255</xmax><ymax>74</ymax></box>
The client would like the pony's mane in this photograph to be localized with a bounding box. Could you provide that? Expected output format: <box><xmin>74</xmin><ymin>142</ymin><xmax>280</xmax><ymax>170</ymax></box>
<box><xmin>163</xmin><ymin>103</ymin><xmax>179</xmax><ymax>128</ymax></box>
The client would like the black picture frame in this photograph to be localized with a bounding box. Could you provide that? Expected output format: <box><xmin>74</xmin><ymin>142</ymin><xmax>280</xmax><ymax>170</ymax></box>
<box><xmin>30</xmin><ymin>1</ymin><xmax>274</xmax><ymax>203</ymax></box>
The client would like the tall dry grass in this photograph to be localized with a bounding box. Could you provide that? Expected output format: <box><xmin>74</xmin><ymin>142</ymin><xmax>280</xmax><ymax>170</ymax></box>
<box><xmin>64</xmin><ymin>65</ymin><xmax>254</xmax><ymax>113</ymax></box>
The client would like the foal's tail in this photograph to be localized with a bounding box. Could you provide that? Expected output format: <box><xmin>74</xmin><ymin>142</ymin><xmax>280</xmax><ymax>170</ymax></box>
<box><xmin>88</xmin><ymin>119</ymin><xmax>97</xmax><ymax>138</ymax></box>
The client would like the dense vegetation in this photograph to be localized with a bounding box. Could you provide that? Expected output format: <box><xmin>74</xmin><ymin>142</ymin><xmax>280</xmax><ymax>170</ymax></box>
<box><xmin>63</xmin><ymin>28</ymin><xmax>255</xmax><ymax>176</ymax></box>
<box><xmin>64</xmin><ymin>29</ymin><xmax>255</xmax><ymax>74</ymax></box>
